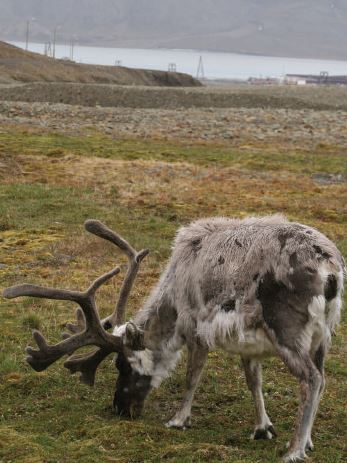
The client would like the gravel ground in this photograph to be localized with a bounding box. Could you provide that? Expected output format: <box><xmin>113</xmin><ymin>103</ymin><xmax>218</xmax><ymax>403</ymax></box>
<box><xmin>2</xmin><ymin>82</ymin><xmax>347</xmax><ymax>110</ymax></box>
<box><xmin>1</xmin><ymin>99</ymin><xmax>347</xmax><ymax>150</ymax></box>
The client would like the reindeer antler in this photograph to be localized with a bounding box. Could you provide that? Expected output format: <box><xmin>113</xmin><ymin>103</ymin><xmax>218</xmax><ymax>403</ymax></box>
<box><xmin>3</xmin><ymin>268</ymin><xmax>122</xmax><ymax>371</ymax></box>
<box><xmin>3</xmin><ymin>220</ymin><xmax>149</xmax><ymax>386</ymax></box>
<box><xmin>84</xmin><ymin>219</ymin><xmax>149</xmax><ymax>329</ymax></box>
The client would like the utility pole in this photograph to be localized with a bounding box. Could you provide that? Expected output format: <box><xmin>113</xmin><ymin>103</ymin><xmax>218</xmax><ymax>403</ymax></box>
<box><xmin>52</xmin><ymin>26</ymin><xmax>60</xmax><ymax>59</ymax></box>
<box><xmin>70</xmin><ymin>37</ymin><xmax>77</xmax><ymax>61</ymax></box>
<box><xmin>25</xmin><ymin>21</ymin><xmax>30</xmax><ymax>50</ymax></box>
<box><xmin>196</xmin><ymin>55</ymin><xmax>205</xmax><ymax>80</ymax></box>
<box><xmin>25</xmin><ymin>18</ymin><xmax>36</xmax><ymax>51</ymax></box>
<box><xmin>44</xmin><ymin>42</ymin><xmax>52</xmax><ymax>57</ymax></box>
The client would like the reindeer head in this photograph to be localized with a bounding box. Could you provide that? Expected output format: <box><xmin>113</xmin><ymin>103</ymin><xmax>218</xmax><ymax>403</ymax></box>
<box><xmin>3</xmin><ymin>220</ymin><xmax>151</xmax><ymax>419</ymax></box>
<box><xmin>112</xmin><ymin>322</ymin><xmax>154</xmax><ymax>418</ymax></box>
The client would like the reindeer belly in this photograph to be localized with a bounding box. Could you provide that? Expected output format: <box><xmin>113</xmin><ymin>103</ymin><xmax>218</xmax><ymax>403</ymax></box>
<box><xmin>197</xmin><ymin>310</ymin><xmax>276</xmax><ymax>357</ymax></box>
<box><xmin>221</xmin><ymin>328</ymin><xmax>276</xmax><ymax>357</ymax></box>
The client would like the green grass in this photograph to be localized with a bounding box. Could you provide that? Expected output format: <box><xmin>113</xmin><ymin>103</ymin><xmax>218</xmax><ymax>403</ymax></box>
<box><xmin>0</xmin><ymin>183</ymin><xmax>107</xmax><ymax>231</ymax></box>
<box><xmin>1</xmin><ymin>128</ymin><xmax>346</xmax><ymax>174</ymax></box>
<box><xmin>0</xmin><ymin>125</ymin><xmax>346</xmax><ymax>463</ymax></box>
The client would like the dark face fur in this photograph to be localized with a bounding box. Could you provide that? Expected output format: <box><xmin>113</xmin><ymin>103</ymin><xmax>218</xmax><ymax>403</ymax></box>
<box><xmin>113</xmin><ymin>351</ymin><xmax>152</xmax><ymax>418</ymax></box>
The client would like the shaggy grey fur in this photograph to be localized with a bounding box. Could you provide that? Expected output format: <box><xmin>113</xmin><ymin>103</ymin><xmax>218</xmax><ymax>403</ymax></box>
<box><xmin>129</xmin><ymin>214</ymin><xmax>344</xmax><ymax>462</ymax></box>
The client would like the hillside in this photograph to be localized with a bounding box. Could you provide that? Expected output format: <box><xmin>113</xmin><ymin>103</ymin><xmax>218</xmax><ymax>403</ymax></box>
<box><xmin>0</xmin><ymin>41</ymin><xmax>200</xmax><ymax>86</ymax></box>
<box><xmin>1</xmin><ymin>0</ymin><xmax>347</xmax><ymax>60</ymax></box>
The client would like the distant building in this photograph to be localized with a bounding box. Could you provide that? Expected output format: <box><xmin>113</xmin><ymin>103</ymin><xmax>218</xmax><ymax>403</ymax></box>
<box><xmin>285</xmin><ymin>73</ymin><xmax>347</xmax><ymax>85</ymax></box>
<box><xmin>248</xmin><ymin>76</ymin><xmax>280</xmax><ymax>85</ymax></box>
<box><xmin>285</xmin><ymin>75</ymin><xmax>307</xmax><ymax>85</ymax></box>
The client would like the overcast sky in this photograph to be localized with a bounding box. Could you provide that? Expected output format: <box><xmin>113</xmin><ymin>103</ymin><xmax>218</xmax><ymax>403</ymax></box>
<box><xmin>1</xmin><ymin>1</ymin><xmax>347</xmax><ymax>60</ymax></box>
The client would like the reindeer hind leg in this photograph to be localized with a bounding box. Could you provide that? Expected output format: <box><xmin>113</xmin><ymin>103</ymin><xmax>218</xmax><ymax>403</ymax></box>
<box><xmin>279</xmin><ymin>350</ymin><xmax>323</xmax><ymax>463</ymax></box>
<box><xmin>257</xmin><ymin>270</ymin><xmax>325</xmax><ymax>461</ymax></box>
<box><xmin>304</xmin><ymin>342</ymin><xmax>326</xmax><ymax>453</ymax></box>
<box><xmin>241</xmin><ymin>357</ymin><xmax>277</xmax><ymax>440</ymax></box>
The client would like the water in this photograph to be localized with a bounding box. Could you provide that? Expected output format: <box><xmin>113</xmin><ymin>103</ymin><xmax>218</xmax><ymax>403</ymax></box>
<box><xmin>10</xmin><ymin>40</ymin><xmax>347</xmax><ymax>80</ymax></box>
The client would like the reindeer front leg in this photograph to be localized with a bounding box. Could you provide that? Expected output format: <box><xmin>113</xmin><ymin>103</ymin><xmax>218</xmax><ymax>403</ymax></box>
<box><xmin>166</xmin><ymin>339</ymin><xmax>208</xmax><ymax>429</ymax></box>
<box><xmin>241</xmin><ymin>357</ymin><xmax>277</xmax><ymax>440</ymax></box>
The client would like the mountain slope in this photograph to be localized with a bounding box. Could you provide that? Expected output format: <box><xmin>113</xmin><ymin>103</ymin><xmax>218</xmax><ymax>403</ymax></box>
<box><xmin>0</xmin><ymin>41</ymin><xmax>200</xmax><ymax>86</ymax></box>
<box><xmin>1</xmin><ymin>0</ymin><xmax>347</xmax><ymax>60</ymax></box>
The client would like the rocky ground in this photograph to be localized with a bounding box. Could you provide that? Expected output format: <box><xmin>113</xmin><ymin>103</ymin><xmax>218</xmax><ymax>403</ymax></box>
<box><xmin>1</xmin><ymin>82</ymin><xmax>347</xmax><ymax>110</ymax></box>
<box><xmin>1</xmin><ymin>97</ymin><xmax>347</xmax><ymax>151</ymax></box>
<box><xmin>2</xmin><ymin>83</ymin><xmax>347</xmax><ymax>153</ymax></box>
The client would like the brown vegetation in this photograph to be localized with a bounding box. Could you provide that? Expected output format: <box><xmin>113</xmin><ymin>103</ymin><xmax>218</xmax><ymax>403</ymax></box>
<box><xmin>0</xmin><ymin>41</ymin><xmax>200</xmax><ymax>86</ymax></box>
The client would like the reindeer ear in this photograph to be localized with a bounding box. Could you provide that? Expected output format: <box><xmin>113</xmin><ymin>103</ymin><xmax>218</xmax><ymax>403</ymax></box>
<box><xmin>124</xmin><ymin>321</ymin><xmax>145</xmax><ymax>350</ymax></box>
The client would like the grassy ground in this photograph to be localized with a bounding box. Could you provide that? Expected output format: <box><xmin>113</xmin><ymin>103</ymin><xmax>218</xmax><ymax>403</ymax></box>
<box><xmin>0</xmin><ymin>125</ymin><xmax>346</xmax><ymax>463</ymax></box>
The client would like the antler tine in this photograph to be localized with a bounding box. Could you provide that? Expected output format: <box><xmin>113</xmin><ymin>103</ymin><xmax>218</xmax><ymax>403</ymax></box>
<box><xmin>3</xmin><ymin>284</ymin><xmax>82</xmax><ymax>302</ymax></box>
<box><xmin>62</xmin><ymin>277</ymin><xmax>118</xmax><ymax>387</ymax></box>
<box><xmin>85</xmin><ymin>220</ymin><xmax>149</xmax><ymax>328</ymax></box>
<box><xmin>87</xmin><ymin>267</ymin><xmax>121</xmax><ymax>296</ymax></box>
<box><xmin>3</xmin><ymin>267</ymin><xmax>122</xmax><ymax>374</ymax></box>
<box><xmin>61</xmin><ymin>267</ymin><xmax>121</xmax><ymax>337</ymax></box>
<box><xmin>64</xmin><ymin>349</ymin><xmax>111</xmax><ymax>386</ymax></box>
<box><xmin>63</xmin><ymin>307</ymin><xmax>85</xmax><ymax>338</ymax></box>
<box><xmin>61</xmin><ymin>309</ymin><xmax>113</xmax><ymax>387</ymax></box>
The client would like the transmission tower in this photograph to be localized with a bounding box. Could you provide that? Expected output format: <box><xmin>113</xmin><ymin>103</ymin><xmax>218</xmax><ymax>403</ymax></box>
<box><xmin>196</xmin><ymin>55</ymin><xmax>205</xmax><ymax>80</ymax></box>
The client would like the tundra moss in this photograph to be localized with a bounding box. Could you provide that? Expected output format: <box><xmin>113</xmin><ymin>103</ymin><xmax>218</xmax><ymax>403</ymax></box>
<box><xmin>0</xmin><ymin>125</ymin><xmax>346</xmax><ymax>463</ymax></box>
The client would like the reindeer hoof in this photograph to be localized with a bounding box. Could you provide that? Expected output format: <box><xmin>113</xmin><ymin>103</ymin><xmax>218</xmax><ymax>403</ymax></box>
<box><xmin>305</xmin><ymin>438</ymin><xmax>314</xmax><ymax>452</ymax></box>
<box><xmin>165</xmin><ymin>416</ymin><xmax>191</xmax><ymax>430</ymax></box>
<box><xmin>283</xmin><ymin>450</ymin><xmax>307</xmax><ymax>462</ymax></box>
<box><xmin>252</xmin><ymin>424</ymin><xmax>277</xmax><ymax>440</ymax></box>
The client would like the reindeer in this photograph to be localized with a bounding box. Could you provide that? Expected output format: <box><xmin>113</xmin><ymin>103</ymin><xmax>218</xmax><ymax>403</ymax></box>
<box><xmin>3</xmin><ymin>215</ymin><xmax>345</xmax><ymax>462</ymax></box>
